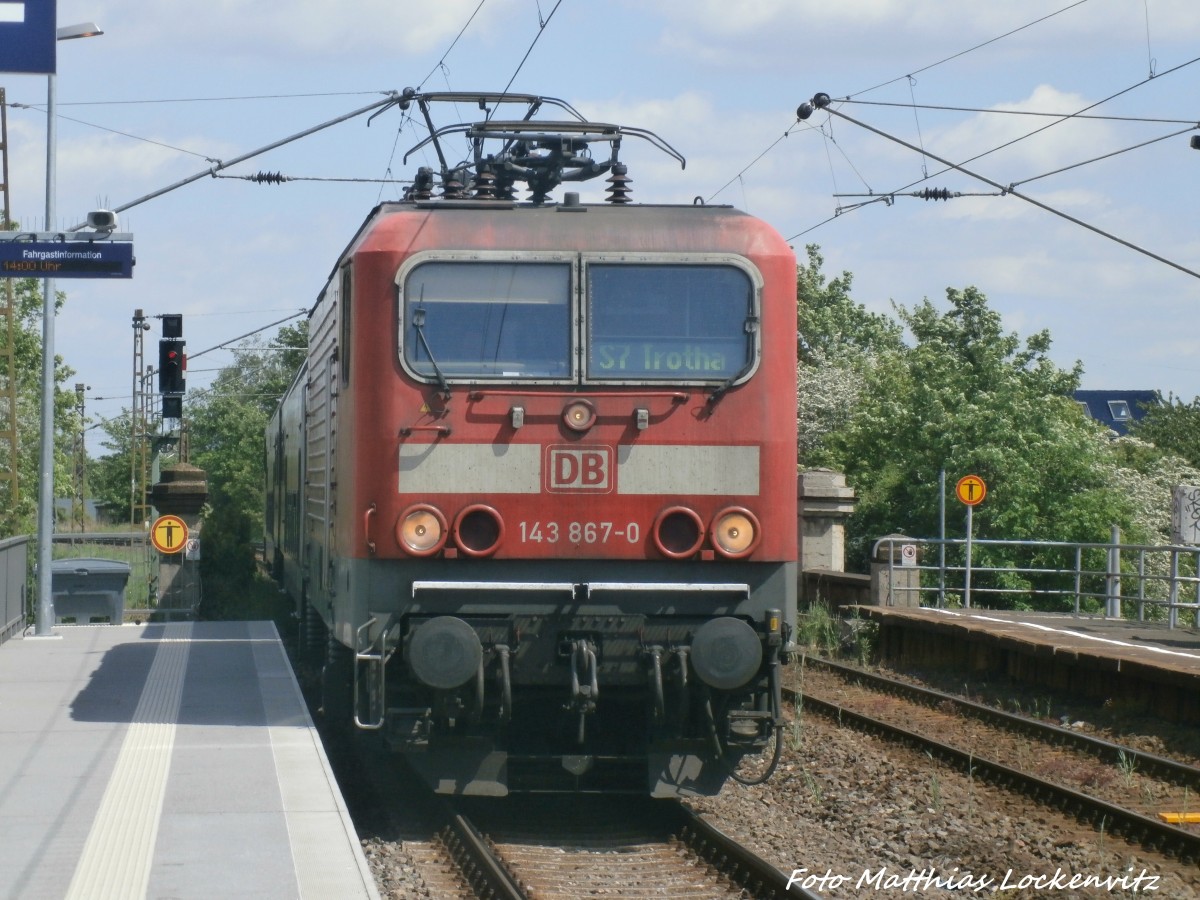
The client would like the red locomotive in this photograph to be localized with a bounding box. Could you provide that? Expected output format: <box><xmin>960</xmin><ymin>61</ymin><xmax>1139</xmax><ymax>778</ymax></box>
<box><xmin>265</xmin><ymin>91</ymin><xmax>798</xmax><ymax>796</ymax></box>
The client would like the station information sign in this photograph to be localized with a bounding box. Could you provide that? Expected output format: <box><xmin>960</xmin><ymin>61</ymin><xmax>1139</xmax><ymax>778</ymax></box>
<box><xmin>0</xmin><ymin>239</ymin><xmax>134</xmax><ymax>279</ymax></box>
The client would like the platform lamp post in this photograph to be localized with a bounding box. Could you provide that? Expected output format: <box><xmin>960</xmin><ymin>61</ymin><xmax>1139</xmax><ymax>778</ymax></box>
<box><xmin>34</xmin><ymin>21</ymin><xmax>104</xmax><ymax>638</ymax></box>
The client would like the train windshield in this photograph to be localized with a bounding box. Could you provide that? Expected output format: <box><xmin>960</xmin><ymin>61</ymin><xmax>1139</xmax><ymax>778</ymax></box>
<box><xmin>586</xmin><ymin>263</ymin><xmax>754</xmax><ymax>381</ymax></box>
<box><xmin>403</xmin><ymin>261</ymin><xmax>572</xmax><ymax>378</ymax></box>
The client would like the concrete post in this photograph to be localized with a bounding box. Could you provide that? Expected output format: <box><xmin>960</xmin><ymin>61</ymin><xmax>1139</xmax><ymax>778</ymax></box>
<box><xmin>797</xmin><ymin>469</ymin><xmax>857</xmax><ymax>572</ymax></box>
<box><xmin>871</xmin><ymin>534</ymin><xmax>922</xmax><ymax>607</ymax></box>
<box><xmin>149</xmin><ymin>463</ymin><xmax>208</xmax><ymax>619</ymax></box>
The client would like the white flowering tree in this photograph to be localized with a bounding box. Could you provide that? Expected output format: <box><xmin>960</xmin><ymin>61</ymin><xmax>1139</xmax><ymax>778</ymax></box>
<box><xmin>795</xmin><ymin>245</ymin><xmax>901</xmax><ymax>461</ymax></box>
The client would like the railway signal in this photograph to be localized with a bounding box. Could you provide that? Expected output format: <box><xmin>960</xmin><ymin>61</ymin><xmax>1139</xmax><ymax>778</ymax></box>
<box><xmin>158</xmin><ymin>314</ymin><xmax>185</xmax><ymax>419</ymax></box>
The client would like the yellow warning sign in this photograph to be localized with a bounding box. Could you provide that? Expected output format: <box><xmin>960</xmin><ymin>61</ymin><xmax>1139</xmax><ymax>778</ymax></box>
<box><xmin>955</xmin><ymin>475</ymin><xmax>987</xmax><ymax>506</ymax></box>
<box><xmin>151</xmin><ymin>515</ymin><xmax>189</xmax><ymax>554</ymax></box>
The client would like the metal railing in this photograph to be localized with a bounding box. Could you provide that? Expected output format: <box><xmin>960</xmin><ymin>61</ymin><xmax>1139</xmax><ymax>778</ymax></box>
<box><xmin>873</xmin><ymin>533</ymin><xmax>1200</xmax><ymax>628</ymax></box>
<box><xmin>0</xmin><ymin>536</ymin><xmax>28</xmax><ymax>644</ymax></box>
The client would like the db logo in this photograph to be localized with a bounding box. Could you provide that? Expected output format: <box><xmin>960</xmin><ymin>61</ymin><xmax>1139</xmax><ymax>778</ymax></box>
<box><xmin>547</xmin><ymin>446</ymin><xmax>612</xmax><ymax>492</ymax></box>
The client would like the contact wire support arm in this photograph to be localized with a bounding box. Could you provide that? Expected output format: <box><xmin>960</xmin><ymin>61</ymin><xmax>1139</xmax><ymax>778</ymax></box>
<box><xmin>66</xmin><ymin>92</ymin><xmax>404</xmax><ymax>230</ymax></box>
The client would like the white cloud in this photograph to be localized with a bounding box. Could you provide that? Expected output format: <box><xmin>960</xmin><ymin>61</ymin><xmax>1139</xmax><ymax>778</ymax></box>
<box><xmin>68</xmin><ymin>0</ymin><xmax>522</xmax><ymax>60</ymax></box>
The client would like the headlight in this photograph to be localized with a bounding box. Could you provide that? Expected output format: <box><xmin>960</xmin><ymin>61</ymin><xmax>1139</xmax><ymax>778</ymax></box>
<box><xmin>396</xmin><ymin>505</ymin><xmax>448</xmax><ymax>556</ymax></box>
<box><xmin>563</xmin><ymin>399</ymin><xmax>596</xmax><ymax>432</ymax></box>
<box><xmin>711</xmin><ymin>507</ymin><xmax>760</xmax><ymax>558</ymax></box>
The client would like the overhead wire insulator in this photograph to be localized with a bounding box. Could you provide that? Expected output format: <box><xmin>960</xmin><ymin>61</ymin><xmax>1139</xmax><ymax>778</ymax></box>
<box><xmin>605</xmin><ymin>163</ymin><xmax>632</xmax><ymax>204</ymax></box>
<box><xmin>247</xmin><ymin>171</ymin><xmax>289</xmax><ymax>185</ymax></box>
<box><xmin>918</xmin><ymin>187</ymin><xmax>955</xmax><ymax>201</ymax></box>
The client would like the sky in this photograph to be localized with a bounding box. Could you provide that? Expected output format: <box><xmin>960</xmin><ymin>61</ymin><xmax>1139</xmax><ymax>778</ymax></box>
<box><xmin>3</xmin><ymin>0</ymin><xmax>1200</xmax><ymax>454</ymax></box>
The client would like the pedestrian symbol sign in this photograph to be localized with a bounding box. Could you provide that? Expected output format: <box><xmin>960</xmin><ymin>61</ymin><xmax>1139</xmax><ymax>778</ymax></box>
<box><xmin>151</xmin><ymin>515</ymin><xmax>189</xmax><ymax>554</ymax></box>
<box><xmin>955</xmin><ymin>475</ymin><xmax>987</xmax><ymax>506</ymax></box>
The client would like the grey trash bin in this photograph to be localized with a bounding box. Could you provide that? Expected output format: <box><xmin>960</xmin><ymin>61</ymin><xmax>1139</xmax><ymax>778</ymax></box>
<box><xmin>50</xmin><ymin>557</ymin><xmax>131</xmax><ymax>624</ymax></box>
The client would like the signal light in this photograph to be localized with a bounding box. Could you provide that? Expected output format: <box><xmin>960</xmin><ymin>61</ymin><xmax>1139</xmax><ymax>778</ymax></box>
<box><xmin>161</xmin><ymin>313</ymin><xmax>183</xmax><ymax>338</ymax></box>
<box><xmin>158</xmin><ymin>338</ymin><xmax>186</xmax><ymax>395</ymax></box>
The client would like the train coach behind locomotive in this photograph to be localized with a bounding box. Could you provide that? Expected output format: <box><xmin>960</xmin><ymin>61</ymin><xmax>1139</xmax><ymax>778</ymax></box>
<box><xmin>265</xmin><ymin>91</ymin><xmax>799</xmax><ymax>797</ymax></box>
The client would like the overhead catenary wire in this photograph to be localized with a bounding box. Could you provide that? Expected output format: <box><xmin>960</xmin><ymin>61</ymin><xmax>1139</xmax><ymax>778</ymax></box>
<box><xmin>829</xmin><ymin>123</ymin><xmax>1198</xmax><ymax>204</ymax></box>
<box><xmin>707</xmin><ymin>1</ymin><xmax>1098</xmax><ymax>205</ymax></box>
<box><xmin>790</xmin><ymin>51</ymin><xmax>1200</xmax><ymax>244</ymax></box>
<box><xmin>492</xmin><ymin>0</ymin><xmax>567</xmax><ymax>110</ymax></box>
<box><xmin>214</xmin><ymin>172</ymin><xmax>412</xmax><ymax>186</ymax></box>
<box><xmin>186</xmin><ymin>311</ymin><xmax>307</xmax><ymax>363</ymax></box>
<box><xmin>59</xmin><ymin>92</ymin><xmax>405</xmax><ymax>230</ymax></box>
<box><xmin>860</xmin><ymin>52</ymin><xmax>1200</xmax><ymax>196</ymax></box>
<box><xmin>796</xmin><ymin>95</ymin><xmax>1200</xmax><ymax>281</ymax></box>
<box><xmin>1009</xmin><ymin>125</ymin><xmax>1198</xmax><ymax>189</ymax></box>
<box><xmin>839</xmin><ymin>98</ymin><xmax>1200</xmax><ymax>127</ymax></box>
<box><xmin>416</xmin><ymin>0</ymin><xmax>491</xmax><ymax>91</ymax></box>
<box><xmin>848</xmin><ymin>0</ymin><xmax>1095</xmax><ymax>99</ymax></box>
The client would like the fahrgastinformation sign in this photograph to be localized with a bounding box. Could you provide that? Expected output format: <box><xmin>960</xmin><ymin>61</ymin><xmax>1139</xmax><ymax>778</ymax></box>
<box><xmin>0</xmin><ymin>237</ymin><xmax>134</xmax><ymax>278</ymax></box>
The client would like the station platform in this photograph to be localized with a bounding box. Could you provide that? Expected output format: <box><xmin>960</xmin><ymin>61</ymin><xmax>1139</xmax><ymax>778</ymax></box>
<box><xmin>0</xmin><ymin>621</ymin><xmax>379</xmax><ymax>900</ymax></box>
<box><xmin>857</xmin><ymin>606</ymin><xmax>1200</xmax><ymax>723</ymax></box>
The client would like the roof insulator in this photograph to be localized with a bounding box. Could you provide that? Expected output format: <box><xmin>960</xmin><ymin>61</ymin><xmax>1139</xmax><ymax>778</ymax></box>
<box><xmin>606</xmin><ymin>163</ymin><xmax>632</xmax><ymax>204</ymax></box>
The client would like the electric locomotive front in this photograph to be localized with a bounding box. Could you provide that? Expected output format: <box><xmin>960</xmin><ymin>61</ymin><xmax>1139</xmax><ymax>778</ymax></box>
<box><xmin>267</xmin><ymin>93</ymin><xmax>799</xmax><ymax>797</ymax></box>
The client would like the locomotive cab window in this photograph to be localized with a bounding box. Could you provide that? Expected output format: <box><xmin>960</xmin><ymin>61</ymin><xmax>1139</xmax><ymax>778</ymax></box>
<box><xmin>585</xmin><ymin>262</ymin><xmax>757</xmax><ymax>382</ymax></box>
<box><xmin>401</xmin><ymin>260</ymin><xmax>572</xmax><ymax>379</ymax></box>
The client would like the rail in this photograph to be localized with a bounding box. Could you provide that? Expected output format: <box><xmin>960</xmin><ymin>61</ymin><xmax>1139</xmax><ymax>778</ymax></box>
<box><xmin>789</xmin><ymin>681</ymin><xmax>1200</xmax><ymax>863</ymax></box>
<box><xmin>874</xmin><ymin>533</ymin><xmax>1200</xmax><ymax>628</ymax></box>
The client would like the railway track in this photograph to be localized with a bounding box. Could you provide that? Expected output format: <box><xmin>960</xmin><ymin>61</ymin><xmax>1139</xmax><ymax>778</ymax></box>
<box><xmin>330</xmin><ymin>726</ymin><xmax>812</xmax><ymax>898</ymax></box>
<box><xmin>791</xmin><ymin>655</ymin><xmax>1200</xmax><ymax>863</ymax></box>
<box><xmin>433</xmin><ymin>794</ymin><xmax>814</xmax><ymax>899</ymax></box>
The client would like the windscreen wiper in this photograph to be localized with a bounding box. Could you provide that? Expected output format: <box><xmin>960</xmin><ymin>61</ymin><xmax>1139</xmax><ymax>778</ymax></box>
<box><xmin>705</xmin><ymin>313</ymin><xmax>759</xmax><ymax>413</ymax></box>
<box><xmin>412</xmin><ymin>306</ymin><xmax>451</xmax><ymax>400</ymax></box>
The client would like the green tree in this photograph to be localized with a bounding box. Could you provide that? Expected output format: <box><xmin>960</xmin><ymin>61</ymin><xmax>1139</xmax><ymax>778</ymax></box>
<box><xmin>811</xmin><ymin>285</ymin><xmax>1137</xmax><ymax>607</ymax></box>
<box><xmin>186</xmin><ymin>322</ymin><xmax>307</xmax><ymax>614</ymax></box>
<box><xmin>1128</xmin><ymin>395</ymin><xmax>1200</xmax><ymax>469</ymax></box>
<box><xmin>796</xmin><ymin>244</ymin><xmax>902</xmax><ymax>365</ymax></box>
<box><xmin>88</xmin><ymin>411</ymin><xmax>141</xmax><ymax>526</ymax></box>
<box><xmin>0</xmin><ymin>277</ymin><xmax>76</xmax><ymax>537</ymax></box>
<box><xmin>796</xmin><ymin>245</ymin><xmax>902</xmax><ymax>459</ymax></box>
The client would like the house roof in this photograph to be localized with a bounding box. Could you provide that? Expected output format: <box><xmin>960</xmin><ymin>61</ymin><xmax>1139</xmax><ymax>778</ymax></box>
<box><xmin>1074</xmin><ymin>389</ymin><xmax>1160</xmax><ymax>435</ymax></box>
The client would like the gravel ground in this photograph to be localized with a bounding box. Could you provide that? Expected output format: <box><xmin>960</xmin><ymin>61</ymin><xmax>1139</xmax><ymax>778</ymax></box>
<box><xmin>687</xmin><ymin>663</ymin><xmax>1200</xmax><ymax>899</ymax></box>
<box><xmin>314</xmin><ymin>640</ymin><xmax>1200</xmax><ymax>897</ymax></box>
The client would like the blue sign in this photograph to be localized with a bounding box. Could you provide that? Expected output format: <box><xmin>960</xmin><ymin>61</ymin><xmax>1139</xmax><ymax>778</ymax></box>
<box><xmin>0</xmin><ymin>1</ymin><xmax>56</xmax><ymax>74</ymax></box>
<box><xmin>0</xmin><ymin>241</ymin><xmax>134</xmax><ymax>278</ymax></box>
